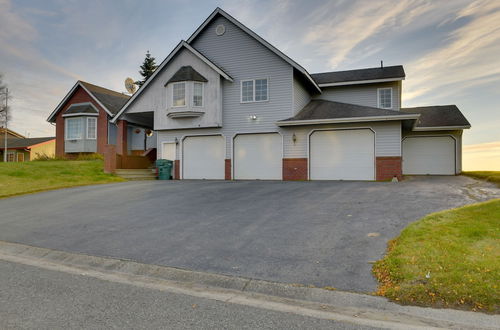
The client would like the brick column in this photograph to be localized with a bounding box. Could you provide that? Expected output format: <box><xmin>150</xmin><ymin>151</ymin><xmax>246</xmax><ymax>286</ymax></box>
<box><xmin>104</xmin><ymin>144</ymin><xmax>117</xmax><ymax>173</ymax></box>
<box><xmin>283</xmin><ymin>158</ymin><xmax>308</xmax><ymax>180</ymax></box>
<box><xmin>174</xmin><ymin>160</ymin><xmax>180</xmax><ymax>179</ymax></box>
<box><xmin>376</xmin><ymin>156</ymin><xmax>402</xmax><ymax>181</ymax></box>
<box><xmin>116</xmin><ymin>120</ymin><xmax>128</xmax><ymax>156</ymax></box>
<box><xmin>225</xmin><ymin>159</ymin><xmax>231</xmax><ymax>180</ymax></box>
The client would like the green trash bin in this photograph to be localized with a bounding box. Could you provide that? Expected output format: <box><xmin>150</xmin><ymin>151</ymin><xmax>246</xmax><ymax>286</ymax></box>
<box><xmin>156</xmin><ymin>159</ymin><xmax>173</xmax><ymax>180</ymax></box>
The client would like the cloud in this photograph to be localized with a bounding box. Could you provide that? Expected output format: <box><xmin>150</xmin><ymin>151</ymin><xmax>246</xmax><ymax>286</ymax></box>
<box><xmin>463</xmin><ymin>140</ymin><xmax>500</xmax><ymax>170</ymax></box>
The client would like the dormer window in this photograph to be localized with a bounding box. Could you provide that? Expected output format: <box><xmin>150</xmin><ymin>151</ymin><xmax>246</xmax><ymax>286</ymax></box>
<box><xmin>172</xmin><ymin>82</ymin><xmax>186</xmax><ymax>107</ymax></box>
<box><xmin>378</xmin><ymin>88</ymin><xmax>392</xmax><ymax>109</ymax></box>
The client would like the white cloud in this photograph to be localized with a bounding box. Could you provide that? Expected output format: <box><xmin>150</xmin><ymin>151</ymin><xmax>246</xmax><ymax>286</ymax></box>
<box><xmin>463</xmin><ymin>140</ymin><xmax>500</xmax><ymax>171</ymax></box>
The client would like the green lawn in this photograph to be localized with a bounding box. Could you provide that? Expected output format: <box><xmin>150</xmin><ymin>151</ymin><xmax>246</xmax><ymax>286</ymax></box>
<box><xmin>463</xmin><ymin>171</ymin><xmax>500</xmax><ymax>187</ymax></box>
<box><xmin>373</xmin><ymin>199</ymin><xmax>500</xmax><ymax>313</ymax></box>
<box><xmin>0</xmin><ymin>160</ymin><xmax>125</xmax><ymax>199</ymax></box>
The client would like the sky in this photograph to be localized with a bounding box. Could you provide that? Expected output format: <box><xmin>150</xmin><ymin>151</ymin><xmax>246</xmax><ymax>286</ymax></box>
<box><xmin>0</xmin><ymin>0</ymin><xmax>499</xmax><ymax>170</ymax></box>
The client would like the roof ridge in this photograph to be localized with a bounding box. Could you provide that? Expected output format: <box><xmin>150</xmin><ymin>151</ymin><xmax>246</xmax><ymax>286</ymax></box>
<box><xmin>79</xmin><ymin>81</ymin><xmax>130</xmax><ymax>99</ymax></box>
<box><xmin>311</xmin><ymin>65</ymin><xmax>403</xmax><ymax>76</ymax></box>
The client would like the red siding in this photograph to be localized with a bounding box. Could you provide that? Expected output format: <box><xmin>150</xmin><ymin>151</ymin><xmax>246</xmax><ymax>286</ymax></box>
<box><xmin>54</xmin><ymin>86</ymin><xmax>109</xmax><ymax>157</ymax></box>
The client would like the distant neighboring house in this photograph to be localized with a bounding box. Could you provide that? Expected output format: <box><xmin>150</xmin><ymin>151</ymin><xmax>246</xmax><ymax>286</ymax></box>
<box><xmin>108</xmin><ymin>8</ymin><xmax>471</xmax><ymax>180</ymax></box>
<box><xmin>46</xmin><ymin>81</ymin><xmax>156</xmax><ymax>158</ymax></box>
<box><xmin>0</xmin><ymin>128</ymin><xmax>55</xmax><ymax>162</ymax></box>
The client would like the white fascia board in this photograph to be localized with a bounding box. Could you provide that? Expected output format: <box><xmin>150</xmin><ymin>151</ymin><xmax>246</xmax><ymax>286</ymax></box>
<box><xmin>276</xmin><ymin>114</ymin><xmax>420</xmax><ymax>127</ymax></box>
<box><xmin>318</xmin><ymin>77</ymin><xmax>405</xmax><ymax>88</ymax></box>
<box><xmin>186</xmin><ymin>8</ymin><xmax>322</xmax><ymax>93</ymax></box>
<box><xmin>112</xmin><ymin>41</ymin><xmax>232</xmax><ymax>123</ymax></box>
<box><xmin>62</xmin><ymin>113</ymin><xmax>99</xmax><ymax>118</ymax></box>
<box><xmin>412</xmin><ymin>125</ymin><xmax>471</xmax><ymax>131</ymax></box>
<box><xmin>46</xmin><ymin>81</ymin><xmax>80</xmax><ymax>123</ymax></box>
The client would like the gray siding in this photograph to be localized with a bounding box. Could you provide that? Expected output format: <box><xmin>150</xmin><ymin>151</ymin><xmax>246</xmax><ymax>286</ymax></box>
<box><xmin>64</xmin><ymin>117</ymin><xmax>97</xmax><ymax>153</ymax></box>
<box><xmin>108</xmin><ymin>122</ymin><xmax>117</xmax><ymax>145</ymax></box>
<box><xmin>293</xmin><ymin>75</ymin><xmax>311</xmax><ymax>115</ymax></box>
<box><xmin>402</xmin><ymin>130</ymin><xmax>463</xmax><ymax>174</ymax></box>
<box><xmin>315</xmin><ymin>81</ymin><xmax>401</xmax><ymax>111</ymax></box>
<box><xmin>128</xmin><ymin>125</ymin><xmax>157</xmax><ymax>151</ymax></box>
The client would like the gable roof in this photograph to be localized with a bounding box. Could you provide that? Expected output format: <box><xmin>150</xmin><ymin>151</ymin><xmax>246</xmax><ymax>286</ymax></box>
<box><xmin>186</xmin><ymin>7</ymin><xmax>321</xmax><ymax>94</ymax></box>
<box><xmin>166</xmin><ymin>66</ymin><xmax>208</xmax><ymax>85</ymax></box>
<box><xmin>401</xmin><ymin>105</ymin><xmax>471</xmax><ymax>130</ymax></box>
<box><xmin>311</xmin><ymin>66</ymin><xmax>405</xmax><ymax>87</ymax></box>
<box><xmin>47</xmin><ymin>81</ymin><xmax>130</xmax><ymax>123</ymax></box>
<box><xmin>277</xmin><ymin>100</ymin><xmax>419</xmax><ymax>126</ymax></box>
<box><xmin>0</xmin><ymin>128</ymin><xmax>25</xmax><ymax>138</ymax></box>
<box><xmin>6</xmin><ymin>137</ymin><xmax>55</xmax><ymax>149</ymax></box>
<box><xmin>111</xmin><ymin>41</ymin><xmax>232</xmax><ymax>123</ymax></box>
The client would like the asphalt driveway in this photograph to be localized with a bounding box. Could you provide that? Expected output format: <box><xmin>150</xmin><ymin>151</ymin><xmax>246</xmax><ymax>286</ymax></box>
<box><xmin>0</xmin><ymin>176</ymin><xmax>498</xmax><ymax>292</ymax></box>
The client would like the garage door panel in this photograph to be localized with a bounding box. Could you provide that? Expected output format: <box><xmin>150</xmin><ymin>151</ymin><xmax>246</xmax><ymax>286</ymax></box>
<box><xmin>310</xmin><ymin>129</ymin><xmax>375</xmax><ymax>180</ymax></box>
<box><xmin>402</xmin><ymin>136</ymin><xmax>455</xmax><ymax>175</ymax></box>
<box><xmin>234</xmin><ymin>133</ymin><xmax>281</xmax><ymax>180</ymax></box>
<box><xmin>183</xmin><ymin>136</ymin><xmax>225</xmax><ymax>179</ymax></box>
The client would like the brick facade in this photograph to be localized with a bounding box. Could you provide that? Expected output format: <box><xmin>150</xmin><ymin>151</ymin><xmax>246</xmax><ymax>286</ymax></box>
<box><xmin>54</xmin><ymin>86</ymin><xmax>109</xmax><ymax>158</ymax></box>
<box><xmin>376</xmin><ymin>156</ymin><xmax>402</xmax><ymax>181</ymax></box>
<box><xmin>116</xmin><ymin>120</ymin><xmax>128</xmax><ymax>155</ymax></box>
<box><xmin>174</xmin><ymin>160</ymin><xmax>180</xmax><ymax>179</ymax></box>
<box><xmin>225</xmin><ymin>159</ymin><xmax>231</xmax><ymax>180</ymax></box>
<box><xmin>283</xmin><ymin>158</ymin><xmax>308</xmax><ymax>181</ymax></box>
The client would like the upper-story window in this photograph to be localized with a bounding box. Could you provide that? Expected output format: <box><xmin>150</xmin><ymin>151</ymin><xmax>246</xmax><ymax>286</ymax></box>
<box><xmin>241</xmin><ymin>78</ymin><xmax>268</xmax><ymax>103</ymax></box>
<box><xmin>193</xmin><ymin>82</ymin><xmax>203</xmax><ymax>107</ymax></box>
<box><xmin>378</xmin><ymin>88</ymin><xmax>392</xmax><ymax>109</ymax></box>
<box><xmin>87</xmin><ymin>117</ymin><xmax>97</xmax><ymax>139</ymax></box>
<box><xmin>65</xmin><ymin>117</ymin><xmax>83</xmax><ymax>140</ymax></box>
<box><xmin>172</xmin><ymin>82</ymin><xmax>186</xmax><ymax>107</ymax></box>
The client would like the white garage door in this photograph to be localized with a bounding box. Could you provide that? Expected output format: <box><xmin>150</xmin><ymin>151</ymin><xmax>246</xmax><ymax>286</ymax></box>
<box><xmin>183</xmin><ymin>135</ymin><xmax>225</xmax><ymax>179</ymax></box>
<box><xmin>310</xmin><ymin>129</ymin><xmax>375</xmax><ymax>180</ymax></box>
<box><xmin>402</xmin><ymin>136</ymin><xmax>455</xmax><ymax>175</ymax></box>
<box><xmin>234</xmin><ymin>133</ymin><xmax>282</xmax><ymax>180</ymax></box>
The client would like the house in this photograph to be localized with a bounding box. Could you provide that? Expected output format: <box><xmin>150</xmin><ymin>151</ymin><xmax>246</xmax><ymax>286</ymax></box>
<box><xmin>0</xmin><ymin>128</ymin><xmax>55</xmax><ymax>162</ymax></box>
<box><xmin>108</xmin><ymin>7</ymin><xmax>470</xmax><ymax>180</ymax></box>
<box><xmin>46</xmin><ymin>81</ymin><xmax>156</xmax><ymax>158</ymax></box>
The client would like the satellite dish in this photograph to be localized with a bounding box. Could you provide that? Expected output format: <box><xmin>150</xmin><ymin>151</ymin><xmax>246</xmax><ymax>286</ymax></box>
<box><xmin>124</xmin><ymin>77</ymin><xmax>136</xmax><ymax>94</ymax></box>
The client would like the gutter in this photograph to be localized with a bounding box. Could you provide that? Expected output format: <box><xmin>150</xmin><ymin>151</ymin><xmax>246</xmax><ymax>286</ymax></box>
<box><xmin>276</xmin><ymin>114</ymin><xmax>420</xmax><ymax>127</ymax></box>
<box><xmin>412</xmin><ymin>125</ymin><xmax>471</xmax><ymax>131</ymax></box>
<box><xmin>317</xmin><ymin>77</ymin><xmax>405</xmax><ymax>88</ymax></box>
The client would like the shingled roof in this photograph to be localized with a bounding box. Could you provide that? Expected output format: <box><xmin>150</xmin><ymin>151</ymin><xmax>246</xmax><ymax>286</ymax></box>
<box><xmin>311</xmin><ymin>65</ymin><xmax>405</xmax><ymax>86</ymax></box>
<box><xmin>64</xmin><ymin>103</ymin><xmax>98</xmax><ymax>115</ymax></box>
<box><xmin>166</xmin><ymin>66</ymin><xmax>208</xmax><ymax>85</ymax></box>
<box><xmin>278</xmin><ymin>100</ymin><xmax>419</xmax><ymax>126</ymax></box>
<box><xmin>79</xmin><ymin>81</ymin><xmax>130</xmax><ymax>115</ymax></box>
<box><xmin>5</xmin><ymin>137</ymin><xmax>55</xmax><ymax>149</ymax></box>
<box><xmin>401</xmin><ymin>105</ymin><xmax>471</xmax><ymax>129</ymax></box>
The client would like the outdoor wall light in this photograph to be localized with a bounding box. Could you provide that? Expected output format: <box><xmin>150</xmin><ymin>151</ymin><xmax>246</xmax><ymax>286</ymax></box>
<box><xmin>250</xmin><ymin>115</ymin><xmax>258</xmax><ymax>120</ymax></box>
<box><xmin>292</xmin><ymin>133</ymin><xmax>297</xmax><ymax>143</ymax></box>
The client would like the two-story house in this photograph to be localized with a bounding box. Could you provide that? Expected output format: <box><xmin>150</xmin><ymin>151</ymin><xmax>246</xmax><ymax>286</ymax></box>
<box><xmin>110</xmin><ymin>7</ymin><xmax>470</xmax><ymax>181</ymax></box>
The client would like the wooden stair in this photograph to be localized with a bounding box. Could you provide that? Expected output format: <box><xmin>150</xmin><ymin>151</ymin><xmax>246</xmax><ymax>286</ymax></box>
<box><xmin>115</xmin><ymin>168</ymin><xmax>156</xmax><ymax>180</ymax></box>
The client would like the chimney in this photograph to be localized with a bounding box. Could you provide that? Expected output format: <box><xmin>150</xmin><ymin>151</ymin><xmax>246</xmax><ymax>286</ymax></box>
<box><xmin>380</xmin><ymin>60</ymin><xmax>384</xmax><ymax>68</ymax></box>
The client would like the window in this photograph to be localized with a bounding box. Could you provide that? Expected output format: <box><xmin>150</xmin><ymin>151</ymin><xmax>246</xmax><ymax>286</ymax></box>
<box><xmin>7</xmin><ymin>152</ymin><xmax>14</xmax><ymax>162</ymax></box>
<box><xmin>241</xmin><ymin>78</ymin><xmax>268</xmax><ymax>103</ymax></box>
<box><xmin>193</xmin><ymin>82</ymin><xmax>203</xmax><ymax>107</ymax></box>
<box><xmin>87</xmin><ymin>117</ymin><xmax>97</xmax><ymax>139</ymax></box>
<box><xmin>65</xmin><ymin>117</ymin><xmax>83</xmax><ymax>140</ymax></box>
<box><xmin>172</xmin><ymin>82</ymin><xmax>186</xmax><ymax>107</ymax></box>
<box><xmin>378</xmin><ymin>88</ymin><xmax>392</xmax><ymax>109</ymax></box>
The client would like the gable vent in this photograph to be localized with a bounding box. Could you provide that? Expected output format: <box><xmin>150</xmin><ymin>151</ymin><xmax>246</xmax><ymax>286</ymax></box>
<box><xmin>215</xmin><ymin>24</ymin><xmax>226</xmax><ymax>36</ymax></box>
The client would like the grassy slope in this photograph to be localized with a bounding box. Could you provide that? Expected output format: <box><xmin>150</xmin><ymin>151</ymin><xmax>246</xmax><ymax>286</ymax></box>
<box><xmin>0</xmin><ymin>160</ymin><xmax>124</xmax><ymax>198</ymax></box>
<box><xmin>463</xmin><ymin>171</ymin><xmax>500</xmax><ymax>187</ymax></box>
<box><xmin>373</xmin><ymin>199</ymin><xmax>500</xmax><ymax>313</ymax></box>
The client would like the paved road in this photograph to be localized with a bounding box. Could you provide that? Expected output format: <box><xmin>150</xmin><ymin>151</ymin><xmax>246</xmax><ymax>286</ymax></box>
<box><xmin>0</xmin><ymin>176</ymin><xmax>497</xmax><ymax>292</ymax></box>
<box><xmin>0</xmin><ymin>260</ymin><xmax>379</xmax><ymax>330</ymax></box>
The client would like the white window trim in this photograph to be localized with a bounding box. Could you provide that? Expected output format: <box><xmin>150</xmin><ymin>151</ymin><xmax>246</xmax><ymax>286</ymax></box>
<box><xmin>377</xmin><ymin>87</ymin><xmax>393</xmax><ymax>109</ymax></box>
<box><xmin>172</xmin><ymin>82</ymin><xmax>187</xmax><ymax>108</ymax></box>
<box><xmin>240</xmin><ymin>78</ymin><xmax>269</xmax><ymax>103</ymax></box>
<box><xmin>87</xmin><ymin>117</ymin><xmax>97</xmax><ymax>140</ymax></box>
<box><xmin>192</xmin><ymin>82</ymin><xmax>204</xmax><ymax>108</ymax></box>
<box><xmin>65</xmin><ymin>117</ymin><xmax>83</xmax><ymax>140</ymax></box>
<box><xmin>7</xmin><ymin>151</ymin><xmax>15</xmax><ymax>162</ymax></box>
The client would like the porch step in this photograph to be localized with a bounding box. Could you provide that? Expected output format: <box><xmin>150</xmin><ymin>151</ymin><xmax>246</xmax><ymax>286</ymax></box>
<box><xmin>115</xmin><ymin>169</ymin><xmax>156</xmax><ymax>180</ymax></box>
